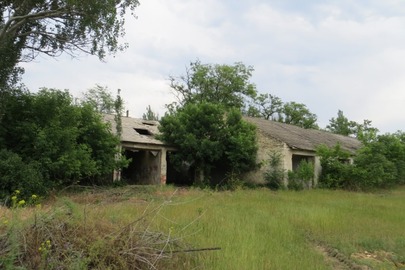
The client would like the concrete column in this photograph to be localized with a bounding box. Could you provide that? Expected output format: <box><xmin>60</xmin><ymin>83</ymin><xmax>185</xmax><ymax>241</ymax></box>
<box><xmin>282</xmin><ymin>144</ymin><xmax>292</xmax><ymax>187</ymax></box>
<box><xmin>160</xmin><ymin>148</ymin><xmax>167</xmax><ymax>184</ymax></box>
<box><xmin>314</xmin><ymin>156</ymin><xmax>322</xmax><ymax>187</ymax></box>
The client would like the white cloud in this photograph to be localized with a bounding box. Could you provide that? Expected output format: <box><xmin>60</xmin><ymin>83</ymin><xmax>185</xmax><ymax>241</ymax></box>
<box><xmin>20</xmin><ymin>0</ymin><xmax>405</xmax><ymax>133</ymax></box>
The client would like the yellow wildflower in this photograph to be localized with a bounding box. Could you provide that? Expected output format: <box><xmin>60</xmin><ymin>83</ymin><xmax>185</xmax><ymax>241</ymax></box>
<box><xmin>15</xmin><ymin>190</ymin><xmax>20</xmax><ymax>194</ymax></box>
<box><xmin>32</xmin><ymin>194</ymin><xmax>38</xmax><ymax>199</ymax></box>
<box><xmin>18</xmin><ymin>200</ymin><xmax>25</xmax><ymax>206</ymax></box>
<box><xmin>11</xmin><ymin>196</ymin><xmax>17</xmax><ymax>201</ymax></box>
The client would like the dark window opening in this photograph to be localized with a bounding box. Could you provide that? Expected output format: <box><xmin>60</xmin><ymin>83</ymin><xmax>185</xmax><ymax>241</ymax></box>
<box><xmin>292</xmin><ymin>155</ymin><xmax>314</xmax><ymax>171</ymax></box>
<box><xmin>134</xmin><ymin>128</ymin><xmax>152</xmax><ymax>135</ymax></box>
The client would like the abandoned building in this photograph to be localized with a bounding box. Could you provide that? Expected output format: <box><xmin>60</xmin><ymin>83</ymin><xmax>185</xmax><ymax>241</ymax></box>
<box><xmin>103</xmin><ymin>114</ymin><xmax>176</xmax><ymax>185</ymax></box>
<box><xmin>104</xmin><ymin>114</ymin><xmax>362</xmax><ymax>186</ymax></box>
<box><xmin>243</xmin><ymin>117</ymin><xmax>362</xmax><ymax>187</ymax></box>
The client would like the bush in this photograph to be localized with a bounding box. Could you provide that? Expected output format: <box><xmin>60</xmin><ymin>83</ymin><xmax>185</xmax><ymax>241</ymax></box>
<box><xmin>285</xmin><ymin>160</ymin><xmax>314</xmax><ymax>191</ymax></box>
<box><xmin>264</xmin><ymin>152</ymin><xmax>285</xmax><ymax>190</ymax></box>
<box><xmin>317</xmin><ymin>134</ymin><xmax>405</xmax><ymax>190</ymax></box>
<box><xmin>0</xmin><ymin>149</ymin><xmax>48</xmax><ymax>201</ymax></box>
<box><xmin>287</xmin><ymin>171</ymin><xmax>304</xmax><ymax>191</ymax></box>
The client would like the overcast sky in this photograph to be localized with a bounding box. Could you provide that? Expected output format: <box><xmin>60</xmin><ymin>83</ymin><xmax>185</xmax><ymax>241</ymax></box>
<box><xmin>21</xmin><ymin>0</ymin><xmax>405</xmax><ymax>133</ymax></box>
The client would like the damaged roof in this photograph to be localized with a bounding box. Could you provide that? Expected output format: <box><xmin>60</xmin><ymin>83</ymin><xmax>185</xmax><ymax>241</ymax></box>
<box><xmin>103</xmin><ymin>114</ymin><xmax>165</xmax><ymax>146</ymax></box>
<box><xmin>244</xmin><ymin>117</ymin><xmax>362</xmax><ymax>153</ymax></box>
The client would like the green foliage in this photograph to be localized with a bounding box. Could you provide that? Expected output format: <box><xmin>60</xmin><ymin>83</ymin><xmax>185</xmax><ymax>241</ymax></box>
<box><xmin>159</xmin><ymin>103</ymin><xmax>257</xmax><ymax>186</ymax></box>
<box><xmin>355</xmin><ymin>119</ymin><xmax>379</xmax><ymax>144</ymax></box>
<box><xmin>279</xmin><ymin>102</ymin><xmax>319</xmax><ymax>129</ymax></box>
<box><xmin>142</xmin><ymin>105</ymin><xmax>160</xmax><ymax>121</ymax></box>
<box><xmin>326</xmin><ymin>110</ymin><xmax>379</xmax><ymax>143</ymax></box>
<box><xmin>0</xmin><ymin>0</ymin><xmax>140</xmax><ymax>87</ymax></box>
<box><xmin>326</xmin><ymin>110</ymin><xmax>357</xmax><ymax>136</ymax></box>
<box><xmin>264</xmin><ymin>152</ymin><xmax>286</xmax><ymax>190</ymax></box>
<box><xmin>286</xmin><ymin>160</ymin><xmax>314</xmax><ymax>190</ymax></box>
<box><xmin>317</xmin><ymin>133</ymin><xmax>405</xmax><ymax>190</ymax></box>
<box><xmin>247</xmin><ymin>93</ymin><xmax>283</xmax><ymax>120</ymax></box>
<box><xmin>316</xmin><ymin>144</ymin><xmax>355</xmax><ymax>189</ymax></box>
<box><xmin>81</xmin><ymin>85</ymin><xmax>116</xmax><ymax>114</ymax></box>
<box><xmin>169</xmin><ymin>60</ymin><xmax>257</xmax><ymax>111</ymax></box>
<box><xmin>0</xmin><ymin>150</ymin><xmax>47</xmax><ymax>200</ymax></box>
<box><xmin>0</xmin><ymin>88</ymin><xmax>124</xmax><ymax>197</ymax></box>
<box><xmin>287</xmin><ymin>171</ymin><xmax>304</xmax><ymax>191</ymax></box>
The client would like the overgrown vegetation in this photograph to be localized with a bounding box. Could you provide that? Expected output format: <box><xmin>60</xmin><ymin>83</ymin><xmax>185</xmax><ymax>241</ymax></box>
<box><xmin>264</xmin><ymin>152</ymin><xmax>286</xmax><ymax>190</ymax></box>
<box><xmin>2</xmin><ymin>186</ymin><xmax>404</xmax><ymax>269</ymax></box>
<box><xmin>264</xmin><ymin>152</ymin><xmax>315</xmax><ymax>191</ymax></box>
<box><xmin>0</xmin><ymin>88</ymin><xmax>127</xmax><ymax>200</ymax></box>
<box><xmin>0</xmin><ymin>187</ymin><xmax>194</xmax><ymax>269</ymax></box>
<box><xmin>317</xmin><ymin>132</ymin><xmax>405</xmax><ymax>190</ymax></box>
<box><xmin>159</xmin><ymin>103</ymin><xmax>257</xmax><ymax>187</ymax></box>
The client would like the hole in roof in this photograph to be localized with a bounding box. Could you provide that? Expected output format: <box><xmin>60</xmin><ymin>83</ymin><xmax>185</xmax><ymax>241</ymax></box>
<box><xmin>142</xmin><ymin>121</ymin><xmax>156</xmax><ymax>126</ymax></box>
<box><xmin>134</xmin><ymin>128</ymin><xmax>152</xmax><ymax>135</ymax></box>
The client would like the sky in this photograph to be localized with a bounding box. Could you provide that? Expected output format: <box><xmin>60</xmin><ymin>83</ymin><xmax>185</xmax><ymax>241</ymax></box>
<box><xmin>21</xmin><ymin>0</ymin><xmax>405</xmax><ymax>133</ymax></box>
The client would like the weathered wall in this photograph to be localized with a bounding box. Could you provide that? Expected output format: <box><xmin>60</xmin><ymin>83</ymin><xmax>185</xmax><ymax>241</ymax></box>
<box><xmin>243</xmin><ymin>130</ymin><xmax>286</xmax><ymax>184</ymax></box>
<box><xmin>244</xmin><ymin>130</ymin><xmax>321</xmax><ymax>187</ymax></box>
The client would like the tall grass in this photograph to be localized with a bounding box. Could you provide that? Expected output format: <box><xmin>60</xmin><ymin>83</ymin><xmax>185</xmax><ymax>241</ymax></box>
<box><xmin>1</xmin><ymin>185</ymin><xmax>405</xmax><ymax>269</ymax></box>
<box><xmin>158</xmin><ymin>187</ymin><xmax>405</xmax><ymax>269</ymax></box>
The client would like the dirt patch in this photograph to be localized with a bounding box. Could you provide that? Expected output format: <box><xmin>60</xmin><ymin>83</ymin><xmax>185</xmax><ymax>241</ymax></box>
<box><xmin>315</xmin><ymin>244</ymin><xmax>371</xmax><ymax>270</ymax></box>
<box><xmin>351</xmin><ymin>250</ymin><xmax>405</xmax><ymax>269</ymax></box>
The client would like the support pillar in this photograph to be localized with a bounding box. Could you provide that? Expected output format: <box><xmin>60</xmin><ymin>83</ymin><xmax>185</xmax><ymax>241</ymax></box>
<box><xmin>160</xmin><ymin>148</ymin><xmax>167</xmax><ymax>184</ymax></box>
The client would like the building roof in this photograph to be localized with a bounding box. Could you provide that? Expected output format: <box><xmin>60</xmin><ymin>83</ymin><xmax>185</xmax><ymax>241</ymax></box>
<box><xmin>103</xmin><ymin>114</ymin><xmax>165</xmax><ymax>146</ymax></box>
<box><xmin>244</xmin><ymin>117</ymin><xmax>362</xmax><ymax>153</ymax></box>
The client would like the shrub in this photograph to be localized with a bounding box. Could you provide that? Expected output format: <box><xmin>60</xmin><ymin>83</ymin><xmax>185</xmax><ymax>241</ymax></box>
<box><xmin>285</xmin><ymin>160</ymin><xmax>314</xmax><ymax>191</ymax></box>
<box><xmin>264</xmin><ymin>152</ymin><xmax>286</xmax><ymax>190</ymax></box>
<box><xmin>0</xmin><ymin>149</ymin><xmax>48</xmax><ymax>201</ymax></box>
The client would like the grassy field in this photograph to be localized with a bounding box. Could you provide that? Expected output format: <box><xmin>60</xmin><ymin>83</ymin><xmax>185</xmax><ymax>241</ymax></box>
<box><xmin>1</xmin><ymin>185</ymin><xmax>405</xmax><ymax>269</ymax></box>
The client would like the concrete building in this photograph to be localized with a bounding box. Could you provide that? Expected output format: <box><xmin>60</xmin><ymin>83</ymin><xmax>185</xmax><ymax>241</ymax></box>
<box><xmin>244</xmin><ymin>117</ymin><xmax>362</xmax><ymax>187</ymax></box>
<box><xmin>104</xmin><ymin>114</ymin><xmax>361</xmax><ymax>186</ymax></box>
<box><xmin>104</xmin><ymin>114</ymin><xmax>174</xmax><ymax>184</ymax></box>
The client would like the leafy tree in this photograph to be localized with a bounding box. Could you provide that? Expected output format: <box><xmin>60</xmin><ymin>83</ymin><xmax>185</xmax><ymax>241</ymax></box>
<box><xmin>355</xmin><ymin>119</ymin><xmax>379</xmax><ymax>144</ymax></box>
<box><xmin>0</xmin><ymin>88</ymin><xmax>125</xmax><ymax>196</ymax></box>
<box><xmin>0</xmin><ymin>0</ymin><xmax>140</xmax><ymax>88</ymax></box>
<box><xmin>169</xmin><ymin>60</ymin><xmax>257</xmax><ymax>111</ymax></box>
<box><xmin>316</xmin><ymin>144</ymin><xmax>354</xmax><ymax>189</ymax></box>
<box><xmin>279</xmin><ymin>102</ymin><xmax>318</xmax><ymax>129</ymax></box>
<box><xmin>82</xmin><ymin>85</ymin><xmax>116</xmax><ymax>114</ymax></box>
<box><xmin>326</xmin><ymin>110</ymin><xmax>357</xmax><ymax>136</ymax></box>
<box><xmin>142</xmin><ymin>105</ymin><xmax>159</xmax><ymax>121</ymax></box>
<box><xmin>159</xmin><ymin>102</ymin><xmax>257</xmax><ymax>186</ymax></box>
<box><xmin>326</xmin><ymin>110</ymin><xmax>378</xmax><ymax>143</ymax></box>
<box><xmin>317</xmin><ymin>132</ymin><xmax>405</xmax><ymax>190</ymax></box>
<box><xmin>247</xmin><ymin>93</ymin><xmax>283</xmax><ymax>120</ymax></box>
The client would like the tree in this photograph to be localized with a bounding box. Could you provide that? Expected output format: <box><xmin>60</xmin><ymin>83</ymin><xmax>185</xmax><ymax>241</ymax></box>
<box><xmin>355</xmin><ymin>119</ymin><xmax>379</xmax><ymax>144</ymax></box>
<box><xmin>0</xmin><ymin>0</ymin><xmax>140</xmax><ymax>88</ymax></box>
<box><xmin>279</xmin><ymin>102</ymin><xmax>318</xmax><ymax>129</ymax></box>
<box><xmin>246</xmin><ymin>93</ymin><xmax>283</xmax><ymax>120</ymax></box>
<box><xmin>0</xmin><ymin>87</ymin><xmax>125</xmax><ymax>197</ymax></box>
<box><xmin>142</xmin><ymin>105</ymin><xmax>159</xmax><ymax>121</ymax></box>
<box><xmin>326</xmin><ymin>110</ymin><xmax>357</xmax><ymax>136</ymax></box>
<box><xmin>169</xmin><ymin>60</ymin><xmax>257</xmax><ymax>111</ymax></box>
<box><xmin>82</xmin><ymin>85</ymin><xmax>116</xmax><ymax>114</ymax></box>
<box><xmin>317</xmin><ymin>132</ymin><xmax>405</xmax><ymax>190</ymax></box>
<box><xmin>159</xmin><ymin>102</ymin><xmax>257</xmax><ymax>186</ymax></box>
